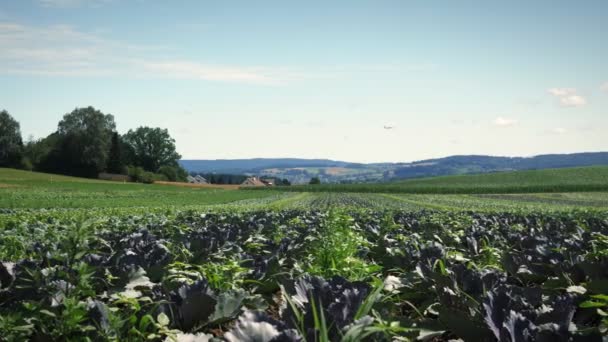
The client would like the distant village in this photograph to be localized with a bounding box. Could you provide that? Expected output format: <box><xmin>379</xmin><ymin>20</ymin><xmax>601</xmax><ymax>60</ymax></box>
<box><xmin>186</xmin><ymin>174</ymin><xmax>281</xmax><ymax>187</ymax></box>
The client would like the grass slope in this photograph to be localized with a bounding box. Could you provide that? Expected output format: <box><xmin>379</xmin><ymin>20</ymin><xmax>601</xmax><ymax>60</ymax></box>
<box><xmin>266</xmin><ymin>166</ymin><xmax>608</xmax><ymax>194</ymax></box>
<box><xmin>0</xmin><ymin>168</ymin><xmax>273</xmax><ymax>209</ymax></box>
<box><xmin>2</xmin><ymin>167</ymin><xmax>607</xmax><ymax>211</ymax></box>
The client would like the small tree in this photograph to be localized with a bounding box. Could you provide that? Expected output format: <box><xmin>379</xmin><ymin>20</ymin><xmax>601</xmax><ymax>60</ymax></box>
<box><xmin>0</xmin><ymin>110</ymin><xmax>24</xmax><ymax>168</ymax></box>
<box><xmin>157</xmin><ymin>165</ymin><xmax>178</xmax><ymax>181</ymax></box>
<box><xmin>309</xmin><ymin>177</ymin><xmax>321</xmax><ymax>185</ymax></box>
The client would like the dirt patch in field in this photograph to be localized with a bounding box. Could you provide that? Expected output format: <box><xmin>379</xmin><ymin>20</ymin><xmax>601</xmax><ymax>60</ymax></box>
<box><xmin>154</xmin><ymin>181</ymin><xmax>241</xmax><ymax>190</ymax></box>
<box><xmin>0</xmin><ymin>183</ymin><xmax>17</xmax><ymax>188</ymax></box>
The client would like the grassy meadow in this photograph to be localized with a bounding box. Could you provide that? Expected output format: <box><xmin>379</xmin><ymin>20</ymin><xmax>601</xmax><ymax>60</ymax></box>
<box><xmin>0</xmin><ymin>168</ymin><xmax>273</xmax><ymax>209</ymax></box>
<box><xmin>1</xmin><ymin>167</ymin><xmax>607</xmax><ymax>212</ymax></box>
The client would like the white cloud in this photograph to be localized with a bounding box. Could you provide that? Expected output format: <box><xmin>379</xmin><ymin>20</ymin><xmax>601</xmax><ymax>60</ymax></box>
<box><xmin>548</xmin><ymin>88</ymin><xmax>587</xmax><ymax>107</ymax></box>
<box><xmin>493</xmin><ymin>117</ymin><xmax>518</xmax><ymax>127</ymax></box>
<box><xmin>141</xmin><ymin>61</ymin><xmax>295</xmax><ymax>85</ymax></box>
<box><xmin>560</xmin><ymin>95</ymin><xmax>586</xmax><ymax>107</ymax></box>
<box><xmin>0</xmin><ymin>20</ymin><xmax>430</xmax><ymax>86</ymax></box>
<box><xmin>0</xmin><ymin>23</ymin><xmax>112</xmax><ymax>76</ymax></box>
<box><xmin>0</xmin><ymin>20</ymin><xmax>423</xmax><ymax>85</ymax></box>
<box><xmin>551</xmin><ymin>127</ymin><xmax>567</xmax><ymax>134</ymax></box>
<box><xmin>601</xmin><ymin>82</ymin><xmax>608</xmax><ymax>93</ymax></box>
<box><xmin>0</xmin><ymin>21</ymin><xmax>301</xmax><ymax>85</ymax></box>
<box><xmin>548</xmin><ymin>88</ymin><xmax>575</xmax><ymax>97</ymax></box>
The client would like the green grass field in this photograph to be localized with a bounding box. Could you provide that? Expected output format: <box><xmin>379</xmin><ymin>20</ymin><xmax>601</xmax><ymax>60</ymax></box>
<box><xmin>2</xmin><ymin>167</ymin><xmax>608</xmax><ymax>212</ymax></box>
<box><xmin>265</xmin><ymin>166</ymin><xmax>608</xmax><ymax>194</ymax></box>
<box><xmin>1</xmin><ymin>168</ymin><xmax>607</xmax><ymax>341</ymax></box>
<box><xmin>0</xmin><ymin>168</ymin><xmax>273</xmax><ymax>209</ymax></box>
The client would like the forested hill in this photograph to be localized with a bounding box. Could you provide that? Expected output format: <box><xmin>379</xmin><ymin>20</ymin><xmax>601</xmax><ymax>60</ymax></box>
<box><xmin>180</xmin><ymin>152</ymin><xmax>608</xmax><ymax>184</ymax></box>
<box><xmin>179</xmin><ymin>158</ymin><xmax>365</xmax><ymax>173</ymax></box>
<box><xmin>389</xmin><ymin>152</ymin><xmax>608</xmax><ymax>179</ymax></box>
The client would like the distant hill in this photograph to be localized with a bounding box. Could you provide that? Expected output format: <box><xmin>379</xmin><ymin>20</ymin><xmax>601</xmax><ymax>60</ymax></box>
<box><xmin>179</xmin><ymin>158</ymin><xmax>364</xmax><ymax>174</ymax></box>
<box><xmin>179</xmin><ymin>152</ymin><xmax>608</xmax><ymax>184</ymax></box>
<box><xmin>388</xmin><ymin>152</ymin><xmax>608</xmax><ymax>179</ymax></box>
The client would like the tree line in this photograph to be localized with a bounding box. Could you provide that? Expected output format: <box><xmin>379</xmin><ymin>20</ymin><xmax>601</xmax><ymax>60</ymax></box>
<box><xmin>0</xmin><ymin>107</ymin><xmax>187</xmax><ymax>183</ymax></box>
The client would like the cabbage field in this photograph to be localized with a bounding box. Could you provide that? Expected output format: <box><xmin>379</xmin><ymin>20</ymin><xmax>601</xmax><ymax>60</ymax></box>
<box><xmin>1</xmin><ymin>169</ymin><xmax>608</xmax><ymax>341</ymax></box>
<box><xmin>1</xmin><ymin>207</ymin><xmax>608</xmax><ymax>341</ymax></box>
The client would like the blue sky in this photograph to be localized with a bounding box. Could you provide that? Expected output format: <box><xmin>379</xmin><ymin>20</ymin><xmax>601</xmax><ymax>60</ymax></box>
<box><xmin>0</xmin><ymin>0</ymin><xmax>607</xmax><ymax>162</ymax></box>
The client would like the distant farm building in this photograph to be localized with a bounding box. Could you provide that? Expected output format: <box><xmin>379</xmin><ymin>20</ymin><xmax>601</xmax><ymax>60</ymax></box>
<box><xmin>195</xmin><ymin>175</ymin><xmax>208</xmax><ymax>184</ymax></box>
<box><xmin>241</xmin><ymin>176</ymin><xmax>271</xmax><ymax>187</ymax></box>
<box><xmin>260</xmin><ymin>178</ymin><xmax>275</xmax><ymax>186</ymax></box>
<box><xmin>187</xmin><ymin>175</ymin><xmax>208</xmax><ymax>184</ymax></box>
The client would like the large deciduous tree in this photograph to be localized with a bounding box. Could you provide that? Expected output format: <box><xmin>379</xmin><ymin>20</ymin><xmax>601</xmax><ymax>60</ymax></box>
<box><xmin>55</xmin><ymin>106</ymin><xmax>116</xmax><ymax>177</ymax></box>
<box><xmin>0</xmin><ymin>110</ymin><xmax>24</xmax><ymax>168</ymax></box>
<box><xmin>122</xmin><ymin>127</ymin><xmax>181</xmax><ymax>172</ymax></box>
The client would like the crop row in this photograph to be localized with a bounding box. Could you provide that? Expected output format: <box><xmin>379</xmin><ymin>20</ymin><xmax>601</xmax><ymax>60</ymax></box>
<box><xmin>1</xmin><ymin>209</ymin><xmax>607</xmax><ymax>341</ymax></box>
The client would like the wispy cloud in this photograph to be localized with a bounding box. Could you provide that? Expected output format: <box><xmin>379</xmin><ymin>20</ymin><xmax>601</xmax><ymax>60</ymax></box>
<box><xmin>548</xmin><ymin>88</ymin><xmax>587</xmax><ymax>107</ymax></box>
<box><xmin>38</xmin><ymin>0</ymin><xmax>112</xmax><ymax>8</ymax></box>
<box><xmin>140</xmin><ymin>61</ymin><xmax>299</xmax><ymax>85</ymax></box>
<box><xmin>0</xmin><ymin>21</ymin><xmax>302</xmax><ymax>85</ymax></box>
<box><xmin>493</xmin><ymin>117</ymin><xmax>518</xmax><ymax>127</ymax></box>
<box><xmin>601</xmin><ymin>82</ymin><xmax>608</xmax><ymax>93</ymax></box>
<box><xmin>0</xmin><ymin>22</ymin><xmax>115</xmax><ymax>76</ymax></box>
<box><xmin>0</xmin><ymin>21</ymin><xmax>429</xmax><ymax>86</ymax></box>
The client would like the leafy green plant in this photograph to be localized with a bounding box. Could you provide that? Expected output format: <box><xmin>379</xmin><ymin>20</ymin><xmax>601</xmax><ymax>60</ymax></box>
<box><xmin>306</xmin><ymin>210</ymin><xmax>380</xmax><ymax>280</ymax></box>
<box><xmin>580</xmin><ymin>294</ymin><xmax>608</xmax><ymax>334</ymax></box>
<box><xmin>200</xmin><ymin>258</ymin><xmax>249</xmax><ymax>291</ymax></box>
<box><xmin>0</xmin><ymin>311</ymin><xmax>35</xmax><ymax>341</ymax></box>
<box><xmin>587</xmin><ymin>233</ymin><xmax>608</xmax><ymax>260</ymax></box>
<box><xmin>164</xmin><ymin>258</ymin><xmax>249</xmax><ymax>291</ymax></box>
<box><xmin>475</xmin><ymin>237</ymin><xmax>502</xmax><ymax>269</ymax></box>
<box><xmin>109</xmin><ymin>293</ymin><xmax>169</xmax><ymax>339</ymax></box>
